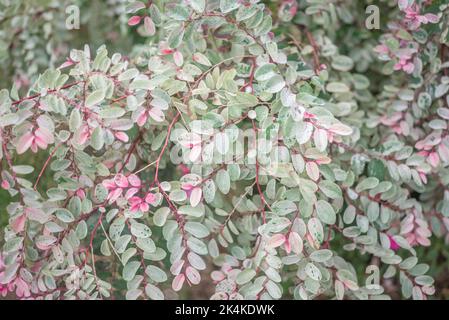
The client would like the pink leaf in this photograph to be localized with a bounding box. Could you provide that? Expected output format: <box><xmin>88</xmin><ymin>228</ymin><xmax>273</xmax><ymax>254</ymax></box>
<box><xmin>143</xmin><ymin>16</ymin><xmax>156</xmax><ymax>36</ymax></box>
<box><xmin>305</xmin><ymin>162</ymin><xmax>320</xmax><ymax>181</ymax></box>
<box><xmin>58</xmin><ymin>59</ymin><xmax>75</xmax><ymax>69</ymax></box>
<box><xmin>26</xmin><ymin>208</ymin><xmax>48</xmax><ymax>224</ymax></box>
<box><xmin>128</xmin><ymin>16</ymin><xmax>142</xmax><ymax>26</ymax></box>
<box><xmin>125</xmin><ymin>187</ymin><xmax>139</xmax><ymax>199</ymax></box>
<box><xmin>108</xmin><ymin>188</ymin><xmax>123</xmax><ymax>203</ymax></box>
<box><xmin>11</xmin><ymin>214</ymin><xmax>26</xmax><ymax>233</ymax></box>
<box><xmin>79</xmin><ymin>125</ymin><xmax>91</xmax><ymax>145</ymax></box>
<box><xmin>267</xmin><ymin>234</ymin><xmax>286</xmax><ymax>249</ymax></box>
<box><xmin>428</xmin><ymin>152</ymin><xmax>440</xmax><ymax>167</ymax></box>
<box><xmin>139</xmin><ymin>202</ymin><xmax>149</xmax><ymax>212</ymax></box>
<box><xmin>190</xmin><ymin>187</ymin><xmax>202</xmax><ymax>207</ymax></box>
<box><xmin>136</xmin><ymin>109</ymin><xmax>148</xmax><ymax>127</ymax></box>
<box><xmin>173</xmin><ymin>51</ymin><xmax>184</xmax><ymax>67</ymax></box>
<box><xmin>1</xmin><ymin>180</ymin><xmax>10</xmax><ymax>190</ymax></box>
<box><xmin>288</xmin><ymin>232</ymin><xmax>303</xmax><ymax>254</ymax></box>
<box><xmin>145</xmin><ymin>193</ymin><xmax>157</xmax><ymax>205</ymax></box>
<box><xmin>35</xmin><ymin>127</ymin><xmax>54</xmax><ymax>145</ymax></box>
<box><xmin>115</xmin><ymin>131</ymin><xmax>129</xmax><ymax>143</ymax></box>
<box><xmin>148</xmin><ymin>107</ymin><xmax>165</xmax><ymax>122</ymax></box>
<box><xmin>14</xmin><ymin>277</ymin><xmax>30</xmax><ymax>298</ymax></box>
<box><xmin>329</xmin><ymin>123</ymin><xmax>353</xmax><ymax>136</ymax></box>
<box><xmin>424</xmin><ymin>13</ymin><xmax>439</xmax><ymax>23</ymax></box>
<box><xmin>127</xmin><ymin>174</ymin><xmax>141</xmax><ymax>187</ymax></box>
<box><xmin>185</xmin><ymin>266</ymin><xmax>201</xmax><ymax>285</ymax></box>
<box><xmin>172</xmin><ymin>274</ymin><xmax>185</xmax><ymax>292</ymax></box>
<box><xmin>211</xmin><ymin>271</ymin><xmax>225</xmax><ymax>282</ymax></box>
<box><xmin>102</xmin><ymin>179</ymin><xmax>116</xmax><ymax>190</ymax></box>
<box><xmin>388</xmin><ymin>235</ymin><xmax>400</xmax><ymax>251</ymax></box>
<box><xmin>114</xmin><ymin>174</ymin><xmax>129</xmax><ymax>188</ymax></box>
<box><xmin>170</xmin><ymin>259</ymin><xmax>185</xmax><ymax>275</ymax></box>
<box><xmin>16</xmin><ymin>132</ymin><xmax>34</xmax><ymax>155</ymax></box>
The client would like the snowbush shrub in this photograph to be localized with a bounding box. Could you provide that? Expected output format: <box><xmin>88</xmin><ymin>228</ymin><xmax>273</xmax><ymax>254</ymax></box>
<box><xmin>0</xmin><ymin>0</ymin><xmax>448</xmax><ymax>300</ymax></box>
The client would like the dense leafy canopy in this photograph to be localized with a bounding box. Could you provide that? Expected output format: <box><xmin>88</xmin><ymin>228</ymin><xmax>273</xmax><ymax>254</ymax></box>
<box><xmin>1</xmin><ymin>0</ymin><xmax>449</xmax><ymax>300</ymax></box>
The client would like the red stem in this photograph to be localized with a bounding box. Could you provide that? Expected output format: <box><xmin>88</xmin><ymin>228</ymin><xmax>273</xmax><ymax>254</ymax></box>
<box><xmin>34</xmin><ymin>142</ymin><xmax>63</xmax><ymax>190</ymax></box>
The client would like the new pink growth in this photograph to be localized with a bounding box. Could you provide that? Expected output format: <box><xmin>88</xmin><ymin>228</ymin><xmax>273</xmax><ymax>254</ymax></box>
<box><xmin>181</xmin><ymin>182</ymin><xmax>194</xmax><ymax>197</ymax></box>
<box><xmin>16</xmin><ymin>127</ymin><xmax>54</xmax><ymax>154</ymax></box>
<box><xmin>374</xmin><ymin>44</ymin><xmax>390</xmax><ymax>55</ymax></box>
<box><xmin>1</xmin><ymin>180</ymin><xmax>10</xmax><ymax>190</ymax></box>
<box><xmin>128</xmin><ymin>196</ymin><xmax>149</xmax><ymax>212</ymax></box>
<box><xmin>78</xmin><ymin>125</ymin><xmax>92</xmax><ymax>145</ymax></box>
<box><xmin>115</xmin><ymin>131</ymin><xmax>129</xmax><ymax>143</ymax></box>
<box><xmin>128</xmin><ymin>16</ymin><xmax>142</xmax><ymax>26</ymax></box>
<box><xmin>103</xmin><ymin>173</ymin><xmax>131</xmax><ymax>203</ymax></box>
<box><xmin>393</xmin><ymin>56</ymin><xmax>415</xmax><ymax>74</ymax></box>
<box><xmin>388</xmin><ymin>235</ymin><xmax>400</xmax><ymax>251</ymax></box>
<box><xmin>402</xmin><ymin>4</ymin><xmax>439</xmax><ymax>30</ymax></box>
<box><xmin>135</xmin><ymin>107</ymin><xmax>165</xmax><ymax>126</ymax></box>
<box><xmin>400</xmin><ymin>213</ymin><xmax>432</xmax><ymax>247</ymax></box>
<box><xmin>178</xmin><ymin>164</ymin><xmax>190</xmax><ymax>175</ymax></box>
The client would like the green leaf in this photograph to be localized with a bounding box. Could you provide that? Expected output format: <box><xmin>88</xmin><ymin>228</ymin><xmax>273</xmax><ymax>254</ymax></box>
<box><xmin>55</xmin><ymin>209</ymin><xmax>75</xmax><ymax>223</ymax></box>
<box><xmin>122</xmin><ymin>261</ymin><xmax>140</xmax><ymax>281</ymax></box>
<box><xmin>236</xmin><ymin>269</ymin><xmax>256</xmax><ymax>285</ymax></box>
<box><xmin>318</xmin><ymin>181</ymin><xmax>342</xmax><ymax>199</ymax></box>
<box><xmin>146</xmin><ymin>265</ymin><xmax>168</xmax><ymax>283</ymax></box>
<box><xmin>187</xmin><ymin>237</ymin><xmax>208</xmax><ymax>255</ymax></box>
<box><xmin>310</xmin><ymin>249</ymin><xmax>333</xmax><ymax>262</ymax></box>
<box><xmin>332</xmin><ymin>55</ymin><xmax>354</xmax><ymax>71</ymax></box>
<box><xmin>94</xmin><ymin>184</ymin><xmax>108</xmax><ymax>202</ymax></box>
<box><xmin>316</xmin><ymin>200</ymin><xmax>336</xmax><ymax>225</ymax></box>
<box><xmin>367</xmin><ymin>159</ymin><xmax>386</xmax><ymax>180</ymax></box>
<box><xmin>101</xmin><ymin>239</ymin><xmax>111</xmax><ymax>256</ymax></box>
<box><xmin>136</xmin><ymin>237</ymin><xmax>156</xmax><ymax>253</ymax></box>
<box><xmin>305</xmin><ymin>262</ymin><xmax>322</xmax><ymax>281</ymax></box>
<box><xmin>326</xmin><ymin>82</ymin><xmax>350</xmax><ymax>93</ymax></box>
<box><xmin>185</xmin><ymin>222</ymin><xmax>210</xmax><ymax>238</ymax></box>
<box><xmin>193</xmin><ymin>52</ymin><xmax>212</xmax><ymax>66</ymax></box>
<box><xmin>216</xmin><ymin>169</ymin><xmax>230</xmax><ymax>194</ymax></box>
<box><xmin>266</xmin><ymin>280</ymin><xmax>282</xmax><ymax>299</ymax></box>
<box><xmin>167</xmin><ymin>4</ymin><xmax>189</xmax><ymax>21</ymax></box>
<box><xmin>130</xmin><ymin>79</ymin><xmax>152</xmax><ymax>90</ymax></box>
<box><xmin>190</xmin><ymin>0</ymin><xmax>205</xmax><ymax>12</ymax></box>
<box><xmin>272</xmin><ymin>200</ymin><xmax>297</xmax><ymax>215</ymax></box>
<box><xmin>0</xmin><ymin>113</ymin><xmax>19</xmax><ymax>127</ymax></box>
<box><xmin>168</xmin><ymin>26</ymin><xmax>185</xmax><ymax>49</ymax></box>
<box><xmin>308</xmin><ymin>218</ymin><xmax>324</xmax><ymax>244</ymax></box>
<box><xmin>99</xmin><ymin>107</ymin><xmax>126</xmax><ymax>119</ymax></box>
<box><xmin>126</xmin><ymin>289</ymin><xmax>142</xmax><ymax>300</ymax></box>
<box><xmin>178</xmin><ymin>204</ymin><xmax>205</xmax><ymax>218</ymax></box>
<box><xmin>76</xmin><ymin>220</ymin><xmax>88</xmax><ymax>239</ymax></box>
<box><xmin>0</xmin><ymin>262</ymin><xmax>20</xmax><ymax>284</ymax></box>
<box><xmin>69</xmin><ymin>108</ymin><xmax>81</xmax><ymax>132</ymax></box>
<box><xmin>236</xmin><ymin>4</ymin><xmax>258</xmax><ymax>21</ymax></box>
<box><xmin>12</xmin><ymin>165</ymin><xmax>34</xmax><ymax>175</ymax></box>
<box><xmin>355</xmin><ymin>177</ymin><xmax>379</xmax><ymax>193</ymax></box>
<box><xmin>254</xmin><ymin>64</ymin><xmax>276</xmax><ymax>82</ymax></box>
<box><xmin>220</xmin><ymin>0</ymin><xmax>240</xmax><ymax>13</ymax></box>
<box><xmin>153</xmin><ymin>207</ymin><xmax>170</xmax><ymax>227</ymax></box>
<box><xmin>85</xmin><ymin>90</ymin><xmax>105</xmax><ymax>108</ymax></box>
<box><xmin>115</xmin><ymin>235</ymin><xmax>132</xmax><ymax>253</ymax></box>
<box><xmin>91</xmin><ymin>126</ymin><xmax>104</xmax><ymax>150</ymax></box>
<box><xmin>145</xmin><ymin>284</ymin><xmax>164</xmax><ymax>300</ymax></box>
<box><xmin>130</xmin><ymin>222</ymin><xmax>152</xmax><ymax>238</ymax></box>
<box><xmin>118</xmin><ymin>68</ymin><xmax>139</xmax><ymax>82</ymax></box>
<box><xmin>264</xmin><ymin>75</ymin><xmax>285</xmax><ymax>93</ymax></box>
